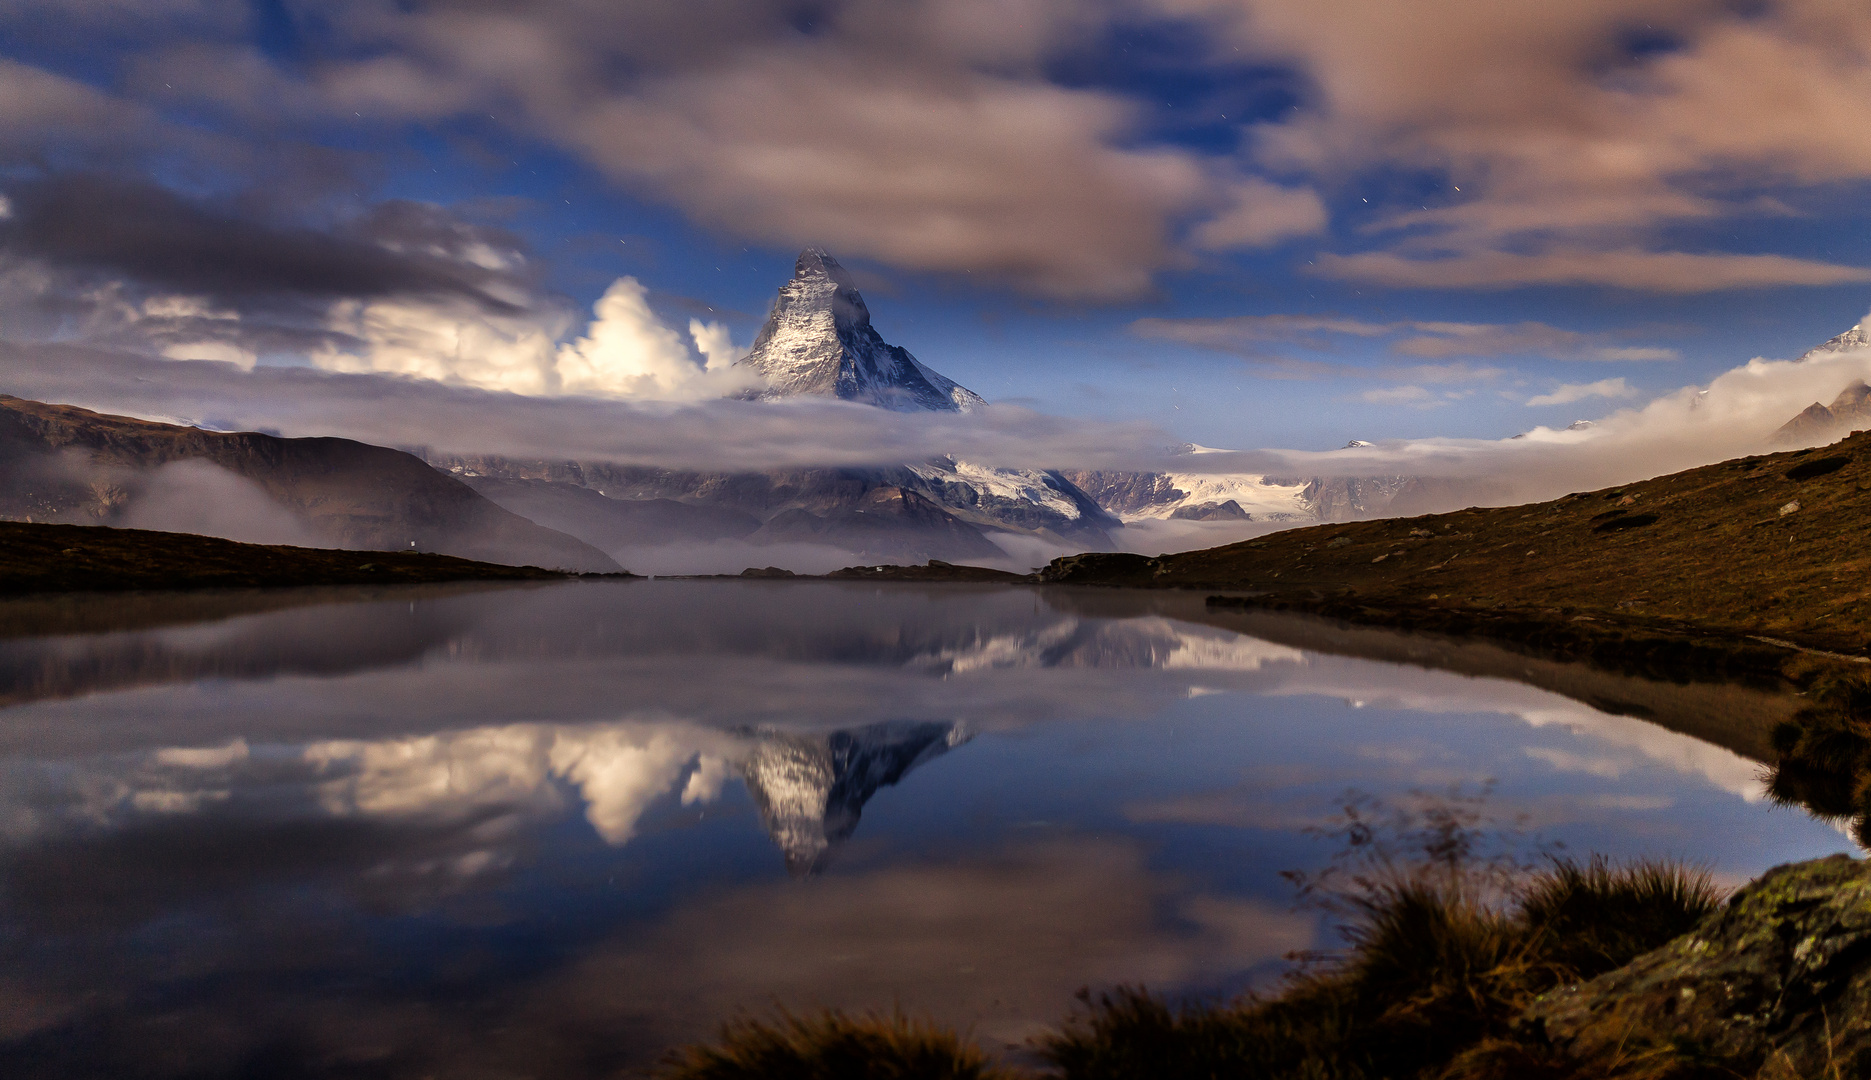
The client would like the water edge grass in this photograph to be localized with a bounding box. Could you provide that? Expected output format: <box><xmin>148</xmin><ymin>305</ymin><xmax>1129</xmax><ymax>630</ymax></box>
<box><xmin>655</xmin><ymin>855</ymin><xmax>1727</xmax><ymax>1080</ymax></box>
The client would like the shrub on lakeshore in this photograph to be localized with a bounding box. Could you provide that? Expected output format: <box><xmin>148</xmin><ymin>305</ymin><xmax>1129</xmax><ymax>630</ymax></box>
<box><xmin>1517</xmin><ymin>856</ymin><xmax>1722</xmax><ymax>977</ymax></box>
<box><xmin>658</xmin><ymin>1009</ymin><xmax>1014</xmax><ymax>1080</ymax></box>
<box><xmin>1038</xmin><ymin>855</ymin><xmax>1726</xmax><ymax>1080</ymax></box>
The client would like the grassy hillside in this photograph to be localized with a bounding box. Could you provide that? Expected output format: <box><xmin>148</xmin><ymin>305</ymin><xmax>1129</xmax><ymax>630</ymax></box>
<box><xmin>1043</xmin><ymin>430</ymin><xmax>1871</xmax><ymax>669</ymax></box>
<box><xmin>0</xmin><ymin>521</ymin><xmax>585</xmax><ymax>594</ymax></box>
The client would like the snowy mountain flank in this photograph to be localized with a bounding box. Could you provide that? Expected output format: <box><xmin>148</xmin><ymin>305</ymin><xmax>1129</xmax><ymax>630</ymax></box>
<box><xmin>735</xmin><ymin>249</ymin><xmax>986</xmax><ymax>412</ymax></box>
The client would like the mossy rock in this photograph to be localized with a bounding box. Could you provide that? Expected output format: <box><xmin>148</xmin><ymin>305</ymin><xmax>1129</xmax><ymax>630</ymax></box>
<box><xmin>1524</xmin><ymin>854</ymin><xmax>1871</xmax><ymax>1073</ymax></box>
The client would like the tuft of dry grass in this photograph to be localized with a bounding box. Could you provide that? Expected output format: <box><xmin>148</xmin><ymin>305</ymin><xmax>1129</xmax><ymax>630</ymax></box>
<box><xmin>1517</xmin><ymin>856</ymin><xmax>1724</xmax><ymax>978</ymax></box>
<box><xmin>657</xmin><ymin>852</ymin><xmax>1731</xmax><ymax>1080</ymax></box>
<box><xmin>657</xmin><ymin>1009</ymin><xmax>1018</xmax><ymax>1080</ymax></box>
<box><xmin>1037</xmin><ymin>855</ymin><xmax>1728</xmax><ymax>1080</ymax></box>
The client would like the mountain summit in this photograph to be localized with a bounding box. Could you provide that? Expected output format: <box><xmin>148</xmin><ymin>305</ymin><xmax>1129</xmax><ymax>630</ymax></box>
<box><xmin>735</xmin><ymin>249</ymin><xmax>985</xmax><ymax>412</ymax></box>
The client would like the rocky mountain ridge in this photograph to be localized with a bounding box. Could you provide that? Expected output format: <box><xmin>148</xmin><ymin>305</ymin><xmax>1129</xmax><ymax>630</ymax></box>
<box><xmin>0</xmin><ymin>396</ymin><xmax>618</xmax><ymax>571</ymax></box>
<box><xmin>735</xmin><ymin>248</ymin><xmax>985</xmax><ymax>412</ymax></box>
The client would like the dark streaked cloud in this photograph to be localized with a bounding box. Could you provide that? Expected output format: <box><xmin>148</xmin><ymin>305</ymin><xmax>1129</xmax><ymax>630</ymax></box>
<box><xmin>1131</xmin><ymin>314</ymin><xmax>1680</xmax><ymax>364</ymax></box>
<box><xmin>0</xmin><ymin>175</ymin><xmax>529</xmax><ymax>313</ymax></box>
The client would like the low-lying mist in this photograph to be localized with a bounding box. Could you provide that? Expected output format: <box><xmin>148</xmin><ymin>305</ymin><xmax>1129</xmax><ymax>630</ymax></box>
<box><xmin>121</xmin><ymin>460</ymin><xmax>321</xmax><ymax>547</ymax></box>
<box><xmin>7</xmin><ymin>337</ymin><xmax>1870</xmax><ymax>572</ymax></box>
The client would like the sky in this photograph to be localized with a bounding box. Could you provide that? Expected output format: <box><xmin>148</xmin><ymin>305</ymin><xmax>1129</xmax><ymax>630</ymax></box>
<box><xmin>6</xmin><ymin>0</ymin><xmax>1871</xmax><ymax>464</ymax></box>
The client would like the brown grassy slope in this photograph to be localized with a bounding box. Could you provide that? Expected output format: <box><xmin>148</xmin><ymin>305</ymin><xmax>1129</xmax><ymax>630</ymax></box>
<box><xmin>1048</xmin><ymin>430</ymin><xmax>1871</xmax><ymax>661</ymax></box>
<box><xmin>0</xmin><ymin>521</ymin><xmax>578</xmax><ymax>594</ymax></box>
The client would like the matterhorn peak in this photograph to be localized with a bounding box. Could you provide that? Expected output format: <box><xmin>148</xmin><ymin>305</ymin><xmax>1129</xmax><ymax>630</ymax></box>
<box><xmin>734</xmin><ymin>248</ymin><xmax>985</xmax><ymax>412</ymax></box>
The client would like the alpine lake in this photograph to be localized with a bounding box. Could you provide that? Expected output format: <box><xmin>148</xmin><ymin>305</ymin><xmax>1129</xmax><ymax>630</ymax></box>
<box><xmin>0</xmin><ymin>579</ymin><xmax>1852</xmax><ymax>1078</ymax></box>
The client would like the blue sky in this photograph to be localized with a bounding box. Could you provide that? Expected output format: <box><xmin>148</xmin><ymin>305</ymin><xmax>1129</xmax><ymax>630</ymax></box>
<box><xmin>6</xmin><ymin>0</ymin><xmax>1871</xmax><ymax>453</ymax></box>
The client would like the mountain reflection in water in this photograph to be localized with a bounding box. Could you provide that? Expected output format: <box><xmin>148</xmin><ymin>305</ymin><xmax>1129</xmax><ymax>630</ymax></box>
<box><xmin>744</xmin><ymin>722</ymin><xmax>969</xmax><ymax>875</ymax></box>
<box><xmin>0</xmin><ymin>580</ymin><xmax>1854</xmax><ymax>1079</ymax></box>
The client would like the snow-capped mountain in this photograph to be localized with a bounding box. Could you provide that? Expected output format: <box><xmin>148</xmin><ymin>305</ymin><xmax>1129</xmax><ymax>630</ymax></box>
<box><xmin>1059</xmin><ymin>469</ymin><xmax>1310</xmax><ymax>523</ymax></box>
<box><xmin>736</xmin><ymin>249</ymin><xmax>986</xmax><ymax>412</ymax></box>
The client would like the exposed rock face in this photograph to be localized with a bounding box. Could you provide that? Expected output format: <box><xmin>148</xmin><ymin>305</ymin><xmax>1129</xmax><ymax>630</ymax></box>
<box><xmin>735</xmin><ymin>249</ymin><xmax>985</xmax><ymax>412</ymax></box>
<box><xmin>1526</xmin><ymin>855</ymin><xmax>1871</xmax><ymax>1074</ymax></box>
<box><xmin>748</xmin><ymin>485</ymin><xmax>1006</xmax><ymax>562</ymax></box>
<box><xmin>1061</xmin><ymin>466</ymin><xmax>1313</xmax><ymax>523</ymax></box>
<box><xmin>1060</xmin><ymin>470</ymin><xmax>1190</xmax><ymax>517</ymax></box>
<box><xmin>434</xmin><ymin>456</ymin><xmax>1117</xmax><ymax>557</ymax></box>
<box><xmin>1294</xmin><ymin>475</ymin><xmax>1424</xmax><ymax>521</ymax></box>
<box><xmin>1773</xmin><ymin>379</ymin><xmax>1871</xmax><ymax>446</ymax></box>
<box><xmin>1169</xmin><ymin>499</ymin><xmax>1249</xmax><ymax>521</ymax></box>
<box><xmin>0</xmin><ymin>396</ymin><xmax>619</xmax><ymax>572</ymax></box>
<box><xmin>740</xmin><ymin>721</ymin><xmax>968</xmax><ymax>875</ymax></box>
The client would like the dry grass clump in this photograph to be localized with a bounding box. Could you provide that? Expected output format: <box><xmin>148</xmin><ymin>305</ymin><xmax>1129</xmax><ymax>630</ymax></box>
<box><xmin>661</xmin><ymin>794</ymin><xmax>1730</xmax><ymax>1080</ymax></box>
<box><xmin>658</xmin><ymin>1009</ymin><xmax>1017</xmax><ymax>1080</ymax></box>
<box><xmin>1038</xmin><ymin>854</ymin><xmax>1723</xmax><ymax>1080</ymax></box>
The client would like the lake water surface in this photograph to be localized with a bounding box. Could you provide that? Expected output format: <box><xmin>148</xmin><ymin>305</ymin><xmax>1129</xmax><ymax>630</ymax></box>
<box><xmin>0</xmin><ymin>580</ymin><xmax>1853</xmax><ymax>1077</ymax></box>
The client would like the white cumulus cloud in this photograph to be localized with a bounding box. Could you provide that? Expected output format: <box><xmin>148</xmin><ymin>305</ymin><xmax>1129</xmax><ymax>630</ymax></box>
<box><xmin>307</xmin><ymin>275</ymin><xmax>760</xmax><ymax>402</ymax></box>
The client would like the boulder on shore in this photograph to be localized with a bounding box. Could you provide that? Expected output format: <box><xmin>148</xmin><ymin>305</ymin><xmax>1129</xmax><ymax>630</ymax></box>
<box><xmin>1525</xmin><ymin>854</ymin><xmax>1871</xmax><ymax>1074</ymax></box>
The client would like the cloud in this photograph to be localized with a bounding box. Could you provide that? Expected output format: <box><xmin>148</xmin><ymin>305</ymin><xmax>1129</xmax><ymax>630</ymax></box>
<box><xmin>16</xmin><ymin>1</ymin><xmax>1871</xmax><ymax>300</ymax></box>
<box><xmin>6</xmin><ymin>325</ymin><xmax>1865</xmax><ymax>501</ymax></box>
<box><xmin>310</xmin><ymin>296</ymin><xmax>566</xmax><ymax>396</ymax></box>
<box><xmin>1132</xmin><ymin>313</ymin><xmax>1678</xmax><ymax>366</ymax></box>
<box><xmin>119</xmin><ymin>459</ymin><xmax>320</xmax><ymax>546</ymax></box>
<box><xmin>108</xmin><ymin>2</ymin><xmax>1285</xmax><ymax>299</ymax></box>
<box><xmin>307</xmin><ymin>276</ymin><xmax>763</xmax><ymax>401</ymax></box>
<box><xmin>1389</xmin><ymin>322</ymin><xmax>1677</xmax><ymax>362</ymax></box>
<box><xmin>0</xmin><ymin>340</ymin><xmax>1178</xmax><ymax>471</ymax></box>
<box><xmin>1180</xmin><ymin>0</ymin><xmax>1871</xmax><ymax>290</ymax></box>
<box><xmin>1132</xmin><ymin>313</ymin><xmax>1392</xmax><ymax>355</ymax></box>
<box><xmin>688</xmin><ymin>318</ymin><xmax>741</xmax><ymax>371</ymax></box>
<box><xmin>555</xmin><ymin>278</ymin><xmax>697</xmax><ymax>397</ymax></box>
<box><xmin>1172</xmin><ymin>343</ymin><xmax>1871</xmax><ymax>513</ymax></box>
<box><xmin>558</xmin><ymin>52</ymin><xmax>1210</xmax><ymax>299</ymax></box>
<box><xmin>0</xmin><ymin>176</ymin><xmax>533</xmax><ymax>311</ymax></box>
<box><xmin>0</xmin><ymin>175</ymin><xmax>767</xmax><ymax>403</ymax></box>
<box><xmin>1526</xmin><ymin>377</ymin><xmax>1634</xmax><ymax>407</ymax></box>
<box><xmin>1360</xmin><ymin>385</ymin><xmax>1439</xmax><ymax>406</ymax></box>
<box><xmin>1313</xmin><ymin>249</ymin><xmax>1871</xmax><ymax>292</ymax></box>
<box><xmin>0</xmin><ymin>60</ymin><xmax>167</xmax><ymax>162</ymax></box>
<box><xmin>1190</xmin><ymin>177</ymin><xmax>1328</xmax><ymax>251</ymax></box>
<box><xmin>556</xmin><ymin>278</ymin><xmax>757</xmax><ymax>399</ymax></box>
